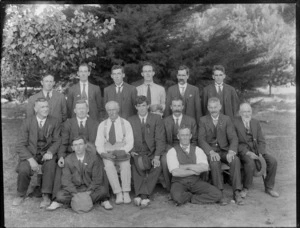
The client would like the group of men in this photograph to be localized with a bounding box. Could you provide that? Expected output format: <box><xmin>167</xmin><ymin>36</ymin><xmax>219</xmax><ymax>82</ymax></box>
<box><xmin>12</xmin><ymin>62</ymin><xmax>279</xmax><ymax>213</ymax></box>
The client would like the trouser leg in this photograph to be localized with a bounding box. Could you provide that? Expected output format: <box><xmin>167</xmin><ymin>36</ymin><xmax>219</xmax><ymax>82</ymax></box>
<box><xmin>239</xmin><ymin>154</ymin><xmax>255</xmax><ymax>189</ymax></box>
<box><xmin>161</xmin><ymin>153</ymin><xmax>171</xmax><ymax>191</ymax></box>
<box><xmin>56</xmin><ymin>189</ymin><xmax>73</xmax><ymax>205</ymax></box>
<box><xmin>170</xmin><ymin>182</ymin><xmax>192</xmax><ymax>205</ymax></box>
<box><xmin>16</xmin><ymin>160</ymin><xmax>32</xmax><ymax>197</ymax></box>
<box><xmin>90</xmin><ymin>186</ymin><xmax>109</xmax><ymax>204</ymax></box>
<box><xmin>190</xmin><ymin>179</ymin><xmax>222</xmax><ymax>204</ymax></box>
<box><xmin>263</xmin><ymin>153</ymin><xmax>277</xmax><ymax>190</ymax></box>
<box><xmin>41</xmin><ymin>157</ymin><xmax>56</xmax><ymax>195</ymax></box>
<box><xmin>118</xmin><ymin>160</ymin><xmax>131</xmax><ymax>192</ymax></box>
<box><xmin>103</xmin><ymin>159</ymin><xmax>122</xmax><ymax>194</ymax></box>
<box><xmin>52</xmin><ymin>165</ymin><xmax>62</xmax><ymax>200</ymax></box>
<box><xmin>208</xmin><ymin>157</ymin><xmax>223</xmax><ymax>190</ymax></box>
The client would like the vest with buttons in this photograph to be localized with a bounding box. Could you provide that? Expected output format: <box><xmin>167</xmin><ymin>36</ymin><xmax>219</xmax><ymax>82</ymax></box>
<box><xmin>37</xmin><ymin>124</ymin><xmax>47</xmax><ymax>150</ymax></box>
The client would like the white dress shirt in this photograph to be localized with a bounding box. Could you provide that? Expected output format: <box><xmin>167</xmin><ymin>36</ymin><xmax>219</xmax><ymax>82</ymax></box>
<box><xmin>42</xmin><ymin>90</ymin><xmax>53</xmax><ymax>98</ymax></box>
<box><xmin>215</xmin><ymin>83</ymin><xmax>223</xmax><ymax>92</ymax></box>
<box><xmin>77</xmin><ymin>117</ymin><xmax>87</xmax><ymax>128</ymax></box>
<box><xmin>80</xmin><ymin>81</ymin><xmax>89</xmax><ymax>103</ymax></box>
<box><xmin>95</xmin><ymin>116</ymin><xmax>134</xmax><ymax>154</ymax></box>
<box><xmin>172</xmin><ymin>114</ymin><xmax>183</xmax><ymax>126</ymax></box>
<box><xmin>36</xmin><ymin>116</ymin><xmax>47</xmax><ymax>128</ymax></box>
<box><xmin>178</xmin><ymin>83</ymin><xmax>187</xmax><ymax>96</ymax></box>
<box><xmin>115</xmin><ymin>82</ymin><xmax>124</xmax><ymax>93</ymax></box>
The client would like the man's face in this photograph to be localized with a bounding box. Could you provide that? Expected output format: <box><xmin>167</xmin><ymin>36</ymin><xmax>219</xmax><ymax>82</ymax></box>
<box><xmin>34</xmin><ymin>101</ymin><xmax>49</xmax><ymax>118</ymax></box>
<box><xmin>212</xmin><ymin>70</ymin><xmax>226</xmax><ymax>85</ymax></box>
<box><xmin>136</xmin><ymin>101</ymin><xmax>149</xmax><ymax>117</ymax></box>
<box><xmin>141</xmin><ymin>65</ymin><xmax>155</xmax><ymax>82</ymax></box>
<box><xmin>239</xmin><ymin>105</ymin><xmax>252</xmax><ymax>122</ymax></box>
<box><xmin>41</xmin><ymin>75</ymin><xmax>55</xmax><ymax>91</ymax></box>
<box><xmin>111</xmin><ymin>68</ymin><xmax>125</xmax><ymax>86</ymax></box>
<box><xmin>71</xmin><ymin>139</ymin><xmax>87</xmax><ymax>155</ymax></box>
<box><xmin>208</xmin><ymin>101</ymin><xmax>221</xmax><ymax>118</ymax></box>
<box><xmin>170</xmin><ymin>100</ymin><xmax>184</xmax><ymax>117</ymax></box>
<box><xmin>106</xmin><ymin>103</ymin><xmax>119</xmax><ymax>120</ymax></box>
<box><xmin>177</xmin><ymin>69</ymin><xmax>189</xmax><ymax>85</ymax></box>
<box><xmin>78</xmin><ymin>66</ymin><xmax>90</xmax><ymax>82</ymax></box>
<box><xmin>177</xmin><ymin>128</ymin><xmax>192</xmax><ymax>146</ymax></box>
<box><xmin>74</xmin><ymin>103</ymin><xmax>89</xmax><ymax>119</ymax></box>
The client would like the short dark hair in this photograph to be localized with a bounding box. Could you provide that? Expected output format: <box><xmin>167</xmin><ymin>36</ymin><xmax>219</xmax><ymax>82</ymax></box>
<box><xmin>111</xmin><ymin>65</ymin><xmax>124</xmax><ymax>73</ymax></box>
<box><xmin>171</xmin><ymin>97</ymin><xmax>184</xmax><ymax>105</ymax></box>
<box><xmin>34</xmin><ymin>97</ymin><xmax>48</xmax><ymax>105</ymax></box>
<box><xmin>207</xmin><ymin>97</ymin><xmax>221</xmax><ymax>105</ymax></box>
<box><xmin>142</xmin><ymin>61</ymin><xmax>155</xmax><ymax>72</ymax></box>
<box><xmin>177</xmin><ymin>125</ymin><xmax>191</xmax><ymax>134</ymax></box>
<box><xmin>78</xmin><ymin>62</ymin><xmax>91</xmax><ymax>72</ymax></box>
<box><xmin>72</xmin><ymin>135</ymin><xmax>87</xmax><ymax>144</ymax></box>
<box><xmin>135</xmin><ymin>95</ymin><xmax>149</xmax><ymax>106</ymax></box>
<box><xmin>75</xmin><ymin>99</ymin><xmax>89</xmax><ymax>108</ymax></box>
<box><xmin>178</xmin><ymin>65</ymin><xmax>189</xmax><ymax>75</ymax></box>
<box><xmin>41</xmin><ymin>74</ymin><xmax>55</xmax><ymax>80</ymax></box>
<box><xmin>212</xmin><ymin>65</ymin><xmax>225</xmax><ymax>74</ymax></box>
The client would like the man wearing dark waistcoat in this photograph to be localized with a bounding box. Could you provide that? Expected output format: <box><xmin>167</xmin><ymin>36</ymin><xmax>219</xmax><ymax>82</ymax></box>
<box><xmin>167</xmin><ymin>126</ymin><xmax>222</xmax><ymax>206</ymax></box>
<box><xmin>104</xmin><ymin>64</ymin><xmax>137</xmax><ymax>119</ymax></box>
<box><xmin>198</xmin><ymin>97</ymin><xmax>244</xmax><ymax>205</ymax></box>
<box><xmin>233</xmin><ymin>103</ymin><xmax>279</xmax><ymax>198</ymax></box>
<box><xmin>202</xmin><ymin>65</ymin><xmax>239</xmax><ymax>119</ymax></box>
<box><xmin>128</xmin><ymin>95</ymin><xmax>165</xmax><ymax>207</ymax></box>
<box><xmin>162</xmin><ymin>97</ymin><xmax>198</xmax><ymax>191</ymax></box>
<box><xmin>13</xmin><ymin>98</ymin><xmax>61</xmax><ymax>208</ymax></box>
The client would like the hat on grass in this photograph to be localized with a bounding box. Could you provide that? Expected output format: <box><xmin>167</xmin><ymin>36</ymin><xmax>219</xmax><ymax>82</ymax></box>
<box><xmin>137</xmin><ymin>155</ymin><xmax>152</xmax><ymax>171</ymax></box>
<box><xmin>253</xmin><ymin>154</ymin><xmax>267</xmax><ymax>177</ymax></box>
<box><xmin>71</xmin><ymin>192</ymin><xmax>93</xmax><ymax>214</ymax></box>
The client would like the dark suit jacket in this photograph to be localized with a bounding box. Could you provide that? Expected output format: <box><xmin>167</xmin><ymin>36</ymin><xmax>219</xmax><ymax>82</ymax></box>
<box><xmin>164</xmin><ymin>84</ymin><xmax>202</xmax><ymax>124</ymax></box>
<box><xmin>233</xmin><ymin>116</ymin><xmax>266</xmax><ymax>156</ymax></box>
<box><xmin>67</xmin><ymin>82</ymin><xmax>102</xmax><ymax>121</ymax></box>
<box><xmin>198</xmin><ymin>114</ymin><xmax>238</xmax><ymax>155</ymax></box>
<box><xmin>26</xmin><ymin>90</ymin><xmax>67</xmax><ymax>123</ymax></box>
<box><xmin>61</xmin><ymin>151</ymin><xmax>104</xmax><ymax>193</ymax></box>
<box><xmin>58</xmin><ymin>117</ymin><xmax>99</xmax><ymax>158</ymax></box>
<box><xmin>128</xmin><ymin>113</ymin><xmax>166</xmax><ymax>157</ymax></box>
<box><xmin>16</xmin><ymin>115</ymin><xmax>61</xmax><ymax>160</ymax></box>
<box><xmin>104</xmin><ymin>82</ymin><xmax>137</xmax><ymax>119</ymax></box>
<box><xmin>163</xmin><ymin>114</ymin><xmax>197</xmax><ymax>151</ymax></box>
<box><xmin>202</xmin><ymin>83</ymin><xmax>239</xmax><ymax>119</ymax></box>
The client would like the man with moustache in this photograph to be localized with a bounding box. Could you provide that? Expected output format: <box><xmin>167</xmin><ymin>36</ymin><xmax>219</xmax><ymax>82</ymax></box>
<box><xmin>67</xmin><ymin>63</ymin><xmax>102</xmax><ymax>121</ymax></box>
<box><xmin>136</xmin><ymin>62</ymin><xmax>166</xmax><ymax>117</ymax></box>
<box><xmin>202</xmin><ymin>65</ymin><xmax>239</xmax><ymax>119</ymax></box>
<box><xmin>162</xmin><ymin>97</ymin><xmax>198</xmax><ymax>191</ymax></box>
<box><xmin>104</xmin><ymin>65</ymin><xmax>137</xmax><ymax>119</ymax></box>
<box><xmin>27</xmin><ymin>74</ymin><xmax>67</xmax><ymax>124</ymax></box>
<box><xmin>164</xmin><ymin>65</ymin><xmax>202</xmax><ymax>124</ymax></box>
<box><xmin>198</xmin><ymin>97</ymin><xmax>244</xmax><ymax>205</ymax></box>
<box><xmin>128</xmin><ymin>95</ymin><xmax>165</xmax><ymax>207</ymax></box>
<box><xmin>233</xmin><ymin>103</ymin><xmax>279</xmax><ymax>198</ymax></box>
<box><xmin>13</xmin><ymin>98</ymin><xmax>61</xmax><ymax>208</ymax></box>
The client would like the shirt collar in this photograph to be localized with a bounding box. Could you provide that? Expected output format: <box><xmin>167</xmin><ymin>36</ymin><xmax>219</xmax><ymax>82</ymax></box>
<box><xmin>77</xmin><ymin>117</ymin><xmax>87</xmax><ymax>124</ymax></box>
<box><xmin>172</xmin><ymin>114</ymin><xmax>183</xmax><ymax>121</ymax></box>
<box><xmin>115</xmin><ymin>82</ymin><xmax>124</xmax><ymax>88</ymax></box>
<box><xmin>109</xmin><ymin>116</ymin><xmax>120</xmax><ymax>123</ymax></box>
<box><xmin>144</xmin><ymin>81</ymin><xmax>154</xmax><ymax>86</ymax></box>
<box><xmin>211</xmin><ymin>114</ymin><xmax>219</xmax><ymax>121</ymax></box>
<box><xmin>215</xmin><ymin>82</ymin><xmax>223</xmax><ymax>87</ymax></box>
<box><xmin>80</xmin><ymin>81</ymin><xmax>88</xmax><ymax>86</ymax></box>
<box><xmin>43</xmin><ymin>90</ymin><xmax>52</xmax><ymax>97</ymax></box>
<box><xmin>139</xmin><ymin>113</ymin><xmax>148</xmax><ymax>122</ymax></box>
<box><xmin>178</xmin><ymin>83</ymin><xmax>187</xmax><ymax>89</ymax></box>
<box><xmin>36</xmin><ymin>116</ymin><xmax>47</xmax><ymax>124</ymax></box>
<box><xmin>180</xmin><ymin>144</ymin><xmax>190</xmax><ymax>152</ymax></box>
<box><xmin>76</xmin><ymin>154</ymin><xmax>85</xmax><ymax>162</ymax></box>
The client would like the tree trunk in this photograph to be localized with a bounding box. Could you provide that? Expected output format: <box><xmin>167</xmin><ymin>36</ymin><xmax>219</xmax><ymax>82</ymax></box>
<box><xmin>268</xmin><ymin>83</ymin><xmax>272</xmax><ymax>96</ymax></box>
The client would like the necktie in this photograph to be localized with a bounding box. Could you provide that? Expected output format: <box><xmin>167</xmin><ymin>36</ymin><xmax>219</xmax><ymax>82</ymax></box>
<box><xmin>180</xmin><ymin>87</ymin><xmax>185</xmax><ymax>97</ymax></box>
<box><xmin>117</xmin><ymin>86</ymin><xmax>121</xmax><ymax>94</ymax></box>
<box><xmin>39</xmin><ymin>120</ymin><xmax>43</xmax><ymax>128</ymax></box>
<box><xmin>82</xmin><ymin>83</ymin><xmax>87</xmax><ymax>100</ymax></box>
<box><xmin>175</xmin><ymin>118</ymin><xmax>179</xmax><ymax>133</ymax></box>
<box><xmin>146</xmin><ymin>84</ymin><xmax>151</xmax><ymax>104</ymax></box>
<box><xmin>217</xmin><ymin>85</ymin><xmax>222</xmax><ymax>94</ymax></box>
<box><xmin>213</xmin><ymin>119</ymin><xmax>218</xmax><ymax>127</ymax></box>
<box><xmin>80</xmin><ymin>121</ymin><xmax>84</xmax><ymax>129</ymax></box>
<box><xmin>46</xmin><ymin>92</ymin><xmax>50</xmax><ymax>100</ymax></box>
<box><xmin>245</xmin><ymin>121</ymin><xmax>250</xmax><ymax>131</ymax></box>
<box><xmin>109</xmin><ymin>120</ymin><xmax>116</xmax><ymax>145</ymax></box>
<box><xmin>182</xmin><ymin>146</ymin><xmax>189</xmax><ymax>154</ymax></box>
<box><xmin>141</xmin><ymin>118</ymin><xmax>145</xmax><ymax>140</ymax></box>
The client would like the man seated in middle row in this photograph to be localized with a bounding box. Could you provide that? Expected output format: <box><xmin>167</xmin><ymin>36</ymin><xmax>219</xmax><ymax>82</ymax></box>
<box><xmin>167</xmin><ymin>126</ymin><xmax>222</xmax><ymax>206</ymax></box>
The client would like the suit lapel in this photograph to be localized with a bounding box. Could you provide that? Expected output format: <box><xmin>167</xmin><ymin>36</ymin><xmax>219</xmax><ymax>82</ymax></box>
<box><xmin>71</xmin><ymin>153</ymin><xmax>82</xmax><ymax>172</ymax></box>
<box><xmin>237</xmin><ymin>117</ymin><xmax>248</xmax><ymax>143</ymax></box>
<box><xmin>207</xmin><ymin>115</ymin><xmax>215</xmax><ymax>132</ymax></box>
<box><xmin>222</xmin><ymin>84</ymin><xmax>229</xmax><ymax>101</ymax></box>
<box><xmin>250</xmin><ymin>119</ymin><xmax>257</xmax><ymax>139</ymax></box>
<box><xmin>88</xmin><ymin>82</ymin><xmax>92</xmax><ymax>100</ymax></box>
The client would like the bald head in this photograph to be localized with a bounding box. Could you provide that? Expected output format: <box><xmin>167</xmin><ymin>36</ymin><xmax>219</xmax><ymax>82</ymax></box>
<box><xmin>105</xmin><ymin>101</ymin><xmax>120</xmax><ymax>121</ymax></box>
<box><xmin>239</xmin><ymin>102</ymin><xmax>252</xmax><ymax>121</ymax></box>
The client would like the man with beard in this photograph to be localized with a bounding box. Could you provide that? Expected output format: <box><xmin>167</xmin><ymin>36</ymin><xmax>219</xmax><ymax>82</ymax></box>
<box><xmin>164</xmin><ymin>65</ymin><xmax>202</xmax><ymax>125</ymax></box>
<box><xmin>104</xmin><ymin>65</ymin><xmax>137</xmax><ymax>119</ymax></box>
<box><xmin>162</xmin><ymin>97</ymin><xmax>198</xmax><ymax>191</ymax></box>
<box><xmin>233</xmin><ymin>103</ymin><xmax>279</xmax><ymax>198</ymax></box>
<box><xmin>198</xmin><ymin>97</ymin><xmax>244</xmax><ymax>206</ymax></box>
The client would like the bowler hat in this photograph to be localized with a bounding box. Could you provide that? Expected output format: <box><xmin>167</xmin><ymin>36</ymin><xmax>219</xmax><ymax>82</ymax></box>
<box><xmin>253</xmin><ymin>154</ymin><xmax>267</xmax><ymax>177</ymax></box>
<box><xmin>112</xmin><ymin>150</ymin><xmax>130</xmax><ymax>161</ymax></box>
<box><xmin>137</xmin><ymin>155</ymin><xmax>152</xmax><ymax>171</ymax></box>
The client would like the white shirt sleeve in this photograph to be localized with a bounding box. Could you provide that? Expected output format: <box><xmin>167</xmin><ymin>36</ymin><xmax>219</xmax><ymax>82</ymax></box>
<box><xmin>195</xmin><ymin>147</ymin><xmax>208</xmax><ymax>165</ymax></box>
<box><xmin>119</xmin><ymin>119</ymin><xmax>134</xmax><ymax>153</ymax></box>
<box><xmin>95</xmin><ymin>121</ymin><xmax>106</xmax><ymax>154</ymax></box>
<box><xmin>166</xmin><ymin>148</ymin><xmax>179</xmax><ymax>173</ymax></box>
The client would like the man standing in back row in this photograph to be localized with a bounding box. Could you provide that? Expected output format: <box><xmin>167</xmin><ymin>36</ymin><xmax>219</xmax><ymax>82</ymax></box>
<box><xmin>67</xmin><ymin>63</ymin><xmax>102</xmax><ymax>121</ymax></box>
<box><xmin>202</xmin><ymin>65</ymin><xmax>239</xmax><ymax>119</ymax></box>
<box><xmin>164</xmin><ymin>65</ymin><xmax>202</xmax><ymax>125</ymax></box>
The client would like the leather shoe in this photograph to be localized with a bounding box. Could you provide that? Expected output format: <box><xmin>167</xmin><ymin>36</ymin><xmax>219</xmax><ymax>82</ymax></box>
<box><xmin>40</xmin><ymin>194</ymin><xmax>51</xmax><ymax>208</ymax></box>
<box><xmin>141</xmin><ymin>199</ymin><xmax>150</xmax><ymax>208</ymax></box>
<box><xmin>115</xmin><ymin>192</ymin><xmax>123</xmax><ymax>204</ymax></box>
<box><xmin>234</xmin><ymin>191</ymin><xmax>245</xmax><ymax>205</ymax></box>
<box><xmin>240</xmin><ymin>188</ymin><xmax>248</xmax><ymax>198</ymax></box>
<box><xmin>101</xmin><ymin>200</ymin><xmax>113</xmax><ymax>210</ymax></box>
<box><xmin>134</xmin><ymin>197</ymin><xmax>142</xmax><ymax>206</ymax></box>
<box><xmin>123</xmin><ymin>192</ymin><xmax>131</xmax><ymax>204</ymax></box>
<box><xmin>46</xmin><ymin>201</ymin><xmax>62</xmax><ymax>211</ymax></box>
<box><xmin>12</xmin><ymin>196</ymin><xmax>25</xmax><ymax>206</ymax></box>
<box><xmin>219</xmin><ymin>197</ymin><xmax>228</xmax><ymax>206</ymax></box>
<box><xmin>265</xmin><ymin>189</ymin><xmax>279</xmax><ymax>198</ymax></box>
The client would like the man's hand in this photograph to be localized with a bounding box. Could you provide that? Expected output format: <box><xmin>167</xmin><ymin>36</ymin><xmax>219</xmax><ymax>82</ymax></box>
<box><xmin>246</xmin><ymin>151</ymin><xmax>259</xmax><ymax>160</ymax></box>
<box><xmin>130</xmin><ymin>151</ymin><xmax>138</xmax><ymax>157</ymax></box>
<box><xmin>152</xmin><ymin>156</ymin><xmax>160</xmax><ymax>168</ymax></box>
<box><xmin>58</xmin><ymin>157</ymin><xmax>65</xmax><ymax>168</ymax></box>
<box><xmin>226</xmin><ymin>150</ymin><xmax>236</xmax><ymax>163</ymax></box>
<box><xmin>100</xmin><ymin>152</ymin><xmax>116</xmax><ymax>161</ymax></box>
<box><xmin>27</xmin><ymin>158</ymin><xmax>39</xmax><ymax>172</ymax></box>
<box><xmin>42</xmin><ymin>151</ymin><xmax>53</xmax><ymax>161</ymax></box>
<box><xmin>209</xmin><ymin>150</ymin><xmax>220</xmax><ymax>162</ymax></box>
